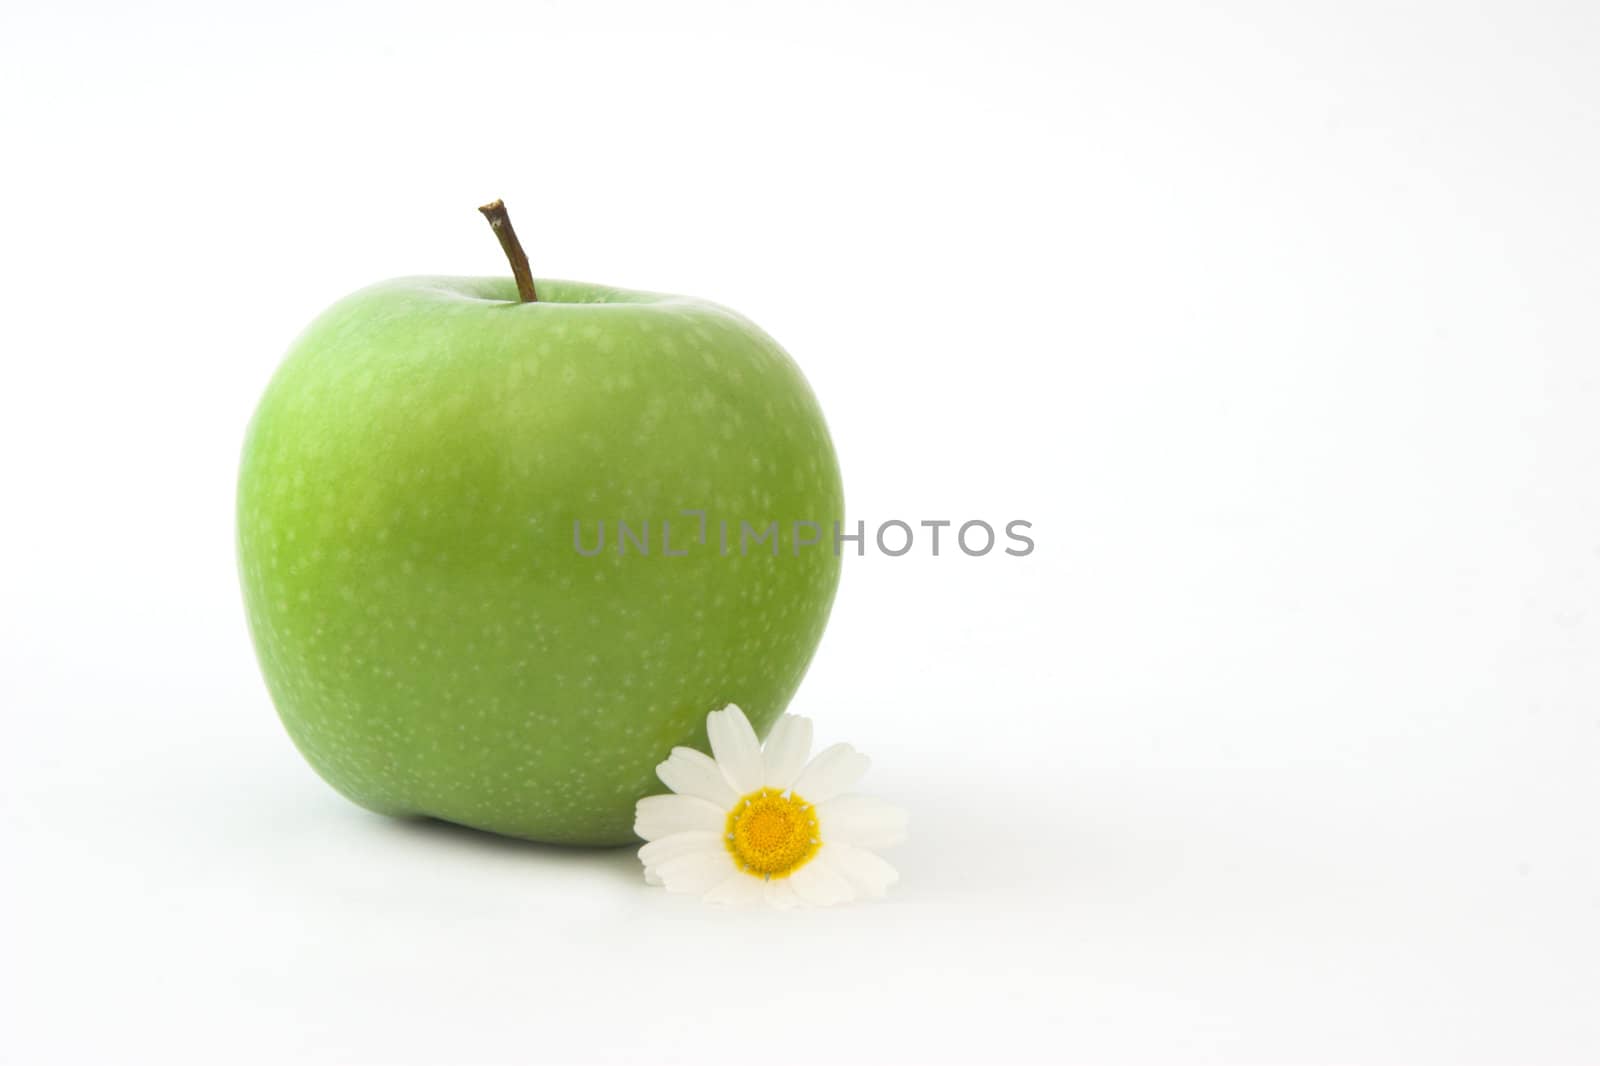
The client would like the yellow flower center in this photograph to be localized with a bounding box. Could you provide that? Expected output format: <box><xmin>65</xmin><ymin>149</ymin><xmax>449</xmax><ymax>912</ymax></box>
<box><xmin>726</xmin><ymin>787</ymin><xmax>821</xmax><ymax>879</ymax></box>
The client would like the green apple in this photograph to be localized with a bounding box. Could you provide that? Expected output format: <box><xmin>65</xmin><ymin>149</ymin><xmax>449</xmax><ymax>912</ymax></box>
<box><xmin>237</xmin><ymin>211</ymin><xmax>843</xmax><ymax>845</ymax></box>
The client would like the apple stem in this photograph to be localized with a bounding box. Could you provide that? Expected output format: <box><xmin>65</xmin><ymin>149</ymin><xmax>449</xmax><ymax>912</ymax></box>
<box><xmin>477</xmin><ymin>199</ymin><xmax>539</xmax><ymax>303</ymax></box>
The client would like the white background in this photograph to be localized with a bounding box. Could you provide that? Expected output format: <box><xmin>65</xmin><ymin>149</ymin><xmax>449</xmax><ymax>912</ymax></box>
<box><xmin>2</xmin><ymin>1</ymin><xmax>1598</xmax><ymax>1063</ymax></box>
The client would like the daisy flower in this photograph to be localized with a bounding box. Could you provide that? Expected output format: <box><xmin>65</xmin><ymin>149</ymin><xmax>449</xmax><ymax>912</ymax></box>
<box><xmin>634</xmin><ymin>704</ymin><xmax>907</xmax><ymax>907</ymax></box>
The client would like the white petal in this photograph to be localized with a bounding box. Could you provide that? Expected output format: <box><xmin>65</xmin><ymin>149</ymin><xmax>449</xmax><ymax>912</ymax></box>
<box><xmin>656</xmin><ymin>746</ymin><xmax>738</xmax><ymax>807</ymax></box>
<box><xmin>638</xmin><ymin>830</ymin><xmax>722</xmax><ymax>872</ymax></box>
<box><xmin>765</xmin><ymin>879</ymin><xmax>803</xmax><ymax>909</ymax></box>
<box><xmin>706</xmin><ymin>703</ymin><xmax>764</xmax><ymax>794</ymax></box>
<box><xmin>644</xmin><ymin>867</ymin><xmax>662</xmax><ymax>886</ymax></box>
<box><xmin>788</xmin><ymin>858</ymin><xmax>857</xmax><ymax>907</ymax></box>
<box><xmin>791</xmin><ymin>743</ymin><xmax>870</xmax><ymax>803</ymax></box>
<box><xmin>824</xmin><ymin>843</ymin><xmax>899</xmax><ymax>898</ymax></box>
<box><xmin>816</xmin><ymin>794</ymin><xmax>908</xmax><ymax>848</ymax></box>
<box><xmin>761</xmin><ymin>714</ymin><xmax>813</xmax><ymax>789</ymax></box>
<box><xmin>704</xmin><ymin>872</ymin><xmax>765</xmax><ymax>906</ymax></box>
<box><xmin>655</xmin><ymin>849</ymin><xmax>736</xmax><ymax>895</ymax></box>
<box><xmin>635</xmin><ymin>793</ymin><xmax>723</xmax><ymax>841</ymax></box>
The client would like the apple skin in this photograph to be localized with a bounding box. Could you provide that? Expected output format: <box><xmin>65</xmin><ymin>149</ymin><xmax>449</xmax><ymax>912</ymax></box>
<box><xmin>237</xmin><ymin>277</ymin><xmax>843</xmax><ymax>845</ymax></box>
